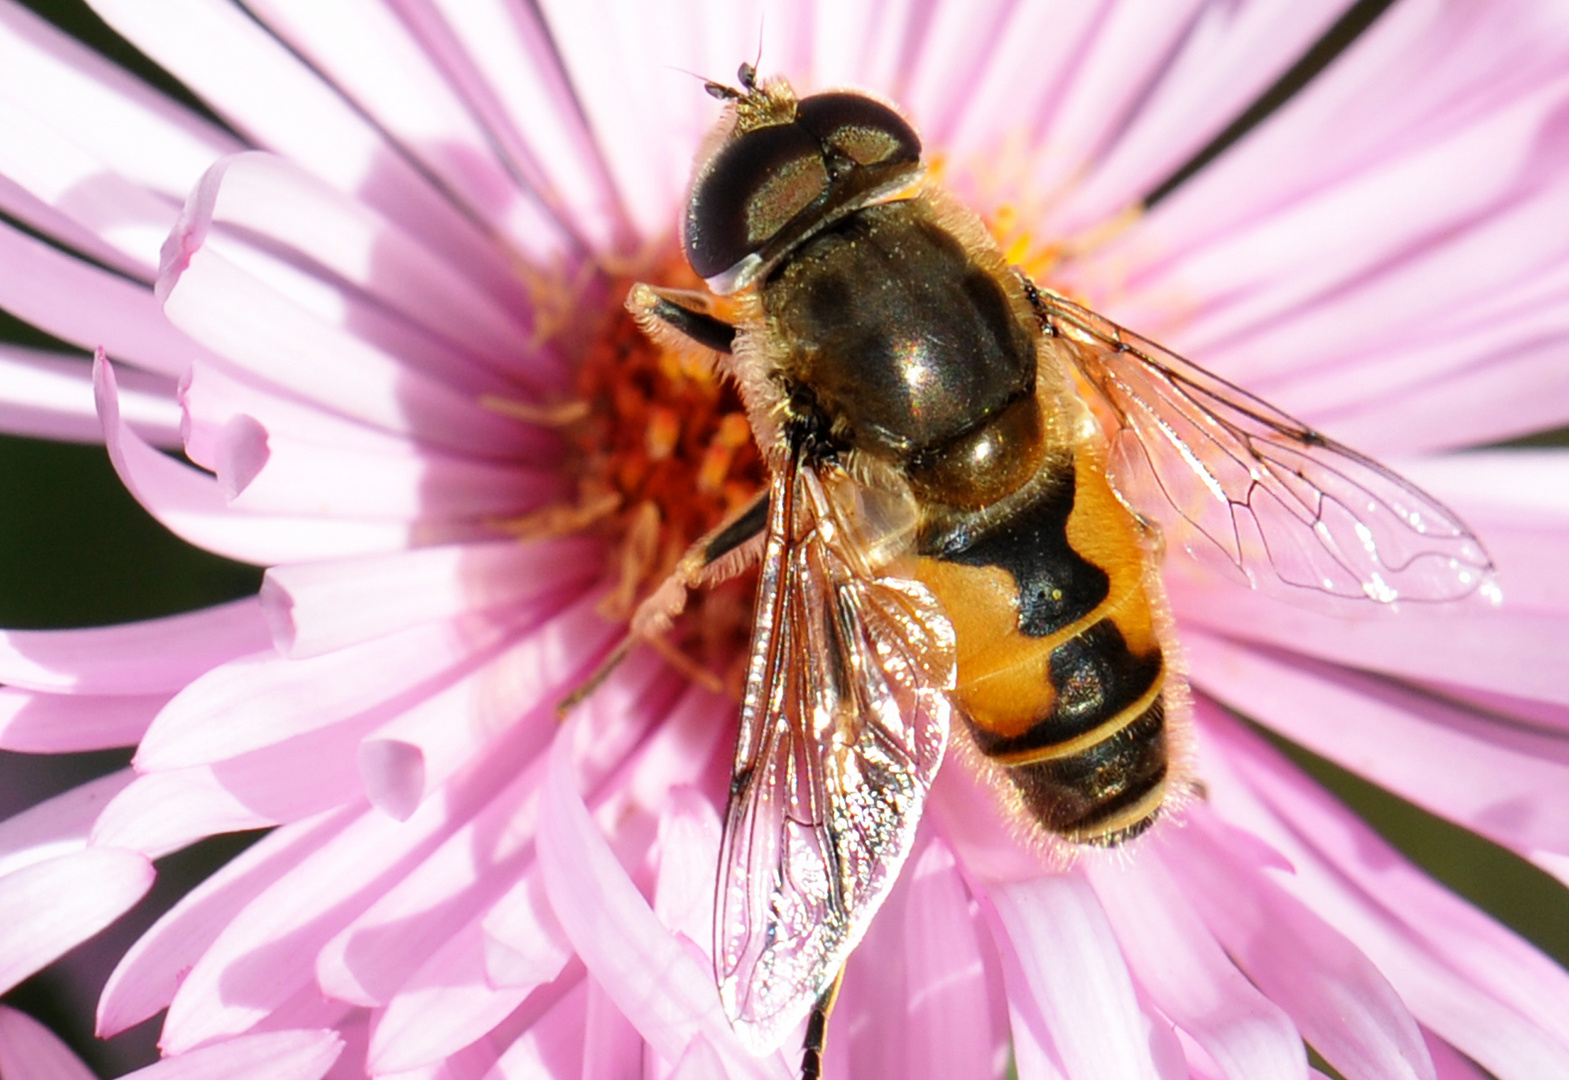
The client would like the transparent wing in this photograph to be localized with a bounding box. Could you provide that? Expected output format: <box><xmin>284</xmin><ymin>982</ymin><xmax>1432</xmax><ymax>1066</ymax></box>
<box><xmin>1037</xmin><ymin>290</ymin><xmax>1495</xmax><ymax>606</ymax></box>
<box><xmin>714</xmin><ymin>456</ymin><xmax>955</xmax><ymax>1053</ymax></box>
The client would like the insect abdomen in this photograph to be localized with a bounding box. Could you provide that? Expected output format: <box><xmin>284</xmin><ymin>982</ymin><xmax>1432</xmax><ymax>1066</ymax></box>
<box><xmin>915</xmin><ymin>448</ymin><xmax>1169</xmax><ymax>845</ymax></box>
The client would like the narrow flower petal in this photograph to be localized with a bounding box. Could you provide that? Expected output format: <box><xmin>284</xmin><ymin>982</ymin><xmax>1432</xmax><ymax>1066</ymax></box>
<box><xmin>222</xmin><ymin>430</ymin><xmax>563</xmax><ymax>522</ymax></box>
<box><xmin>157</xmin><ymin>246</ymin><xmax>550</xmax><ymax>461</ymax></box>
<box><xmin>134</xmin><ymin>605</ymin><xmax>541</xmax><ymax>771</ymax></box>
<box><xmin>97</xmin><ymin>357</ymin><xmax>426</xmax><ymax>562</ymax></box>
<box><xmin>0</xmin><ymin>1005</ymin><xmax>95</xmax><ymax>1080</ymax></box>
<box><xmin>483</xmin><ymin>980</ymin><xmax>587</xmax><ymax>1080</ymax></box>
<box><xmin>260</xmin><ymin>538</ymin><xmax>601</xmax><ymax>658</ymax></box>
<box><xmin>88</xmin><ymin>0</ymin><xmax>533</xmax><ymax>313</ymax></box>
<box><xmin>481</xmin><ymin>866</ymin><xmax>573</xmax><ymax>990</ymax></box>
<box><xmin>1168</xmin><ymin>575</ymin><xmax>1569</xmax><ymax>706</ymax></box>
<box><xmin>0</xmin><ymin>771</ymin><xmax>134</xmax><ymax>878</ymax></box>
<box><xmin>1161</xmin><ymin>812</ymin><xmax>1433</xmax><ymax>1080</ymax></box>
<box><xmin>1085</xmin><ymin>846</ymin><xmax>1307</xmax><ymax>1080</ymax></box>
<box><xmin>0</xmin><ymin>219</ymin><xmax>210</xmax><ymax>378</ymax></box>
<box><xmin>1187</xmin><ymin>631</ymin><xmax>1569</xmax><ymax>859</ymax></box>
<box><xmin>0</xmin><ymin>597</ymin><xmax>269</xmax><ymax>694</ymax></box>
<box><xmin>89</xmin><ymin>750</ymin><xmax>361</xmax><ymax>858</ymax></box>
<box><xmin>120</xmin><ymin>1029</ymin><xmax>342</xmax><ymax>1080</ymax></box>
<box><xmin>0</xmin><ymin>847</ymin><xmax>153</xmax><ymax>995</ymax></box>
<box><xmin>1056</xmin><ymin>5</ymin><xmax>1356</xmax><ymax>230</ymax></box>
<box><xmin>537</xmin><ymin>719</ymin><xmax>788</xmax><ymax>1079</ymax></box>
<box><xmin>179</xmin><ymin>360</ymin><xmax>425</xmax><ymax>473</ymax></box>
<box><xmin>988</xmin><ymin>872</ymin><xmax>1163</xmax><ymax>1080</ymax></box>
<box><xmin>0</xmin><ymin>93</ymin><xmax>180</xmax><ymax>278</ymax></box>
<box><xmin>97</xmin><ymin>808</ymin><xmax>354</xmax><ymax>1037</ymax></box>
<box><xmin>0</xmin><ymin>345</ymin><xmax>180</xmax><ymax>446</ymax></box>
<box><xmin>1207</xmin><ymin>712</ymin><xmax>1569</xmax><ymax>1078</ymax></box>
<box><xmin>357</xmin><ymin>595</ymin><xmax>619</xmax><ymax>816</ymax></box>
<box><xmin>0</xmin><ymin>3</ymin><xmax>239</xmax><ymax>199</ymax></box>
<box><xmin>397</xmin><ymin>0</ymin><xmax>629</xmax><ymax>253</ymax></box>
<box><xmin>0</xmin><ymin>688</ymin><xmax>166</xmax><ymax>752</ymax></box>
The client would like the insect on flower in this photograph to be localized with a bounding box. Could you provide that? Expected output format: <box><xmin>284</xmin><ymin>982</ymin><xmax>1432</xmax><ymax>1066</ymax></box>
<box><xmin>619</xmin><ymin>64</ymin><xmax>1497</xmax><ymax>1079</ymax></box>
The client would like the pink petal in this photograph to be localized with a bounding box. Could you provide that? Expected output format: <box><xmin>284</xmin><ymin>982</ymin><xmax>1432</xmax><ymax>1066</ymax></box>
<box><xmin>392</xmin><ymin>0</ymin><xmax>628</xmax><ymax>254</ymax></box>
<box><xmin>0</xmin><ymin>3</ymin><xmax>239</xmax><ymax>200</ymax></box>
<box><xmin>179</xmin><ymin>360</ymin><xmax>422</xmax><ymax>472</ymax></box>
<box><xmin>536</xmin><ymin>720</ymin><xmax>787</xmax><ymax>1079</ymax></box>
<box><xmin>358</xmin><ymin>595</ymin><xmax>620</xmax><ymax>817</ymax></box>
<box><xmin>157</xmin><ymin>245</ymin><xmax>549</xmax><ymax>461</ymax></box>
<box><xmin>582</xmin><ymin>973</ymin><xmax>645</xmax><ymax>1080</ymax></box>
<box><xmin>157</xmin><ymin>693</ymin><xmax>573</xmax><ymax>1056</ymax></box>
<box><xmin>482</xmin><ymin>865</ymin><xmax>572</xmax><ymax>990</ymax></box>
<box><xmin>326</xmin><ymin>645</ymin><xmax>671</xmax><ymax>1010</ymax></box>
<box><xmin>89</xmin><ymin>750</ymin><xmax>362</xmax><ymax>858</ymax></box>
<box><xmin>89</xmin><ymin>0</ymin><xmax>531</xmax><ymax>313</ymax></box>
<box><xmin>483</xmin><ymin>979</ymin><xmax>587</xmax><ymax>1080</ymax></box>
<box><xmin>220</xmin><ymin>427</ymin><xmax>563</xmax><ymax>522</ymax></box>
<box><xmin>0</xmin><ymin>94</ymin><xmax>181</xmax><ymax>278</ymax></box>
<box><xmin>0</xmin><ymin>220</ymin><xmax>207</xmax><ymax>378</ymax></box>
<box><xmin>121</xmin><ymin>1029</ymin><xmax>342</xmax><ymax>1080</ymax></box>
<box><xmin>902</xmin><ymin>0</ymin><xmax>1101</xmax><ymax>153</ymax></box>
<box><xmin>1161</xmin><ymin>811</ymin><xmax>1433</xmax><ymax>1080</ymax></box>
<box><xmin>1054</xmin><ymin>4</ymin><xmax>1356</xmax><ymax>231</ymax></box>
<box><xmin>0</xmin><ymin>1006</ymin><xmax>95</xmax><ymax>1080</ymax></box>
<box><xmin>0</xmin><ymin>687</ymin><xmax>166</xmax><ymax>752</ymax></box>
<box><xmin>165</xmin><ymin>160</ymin><xmax>552</xmax><ymax>408</ymax></box>
<box><xmin>0</xmin><ymin>771</ymin><xmax>134</xmax><ymax>877</ymax></box>
<box><xmin>0</xmin><ymin>596</ymin><xmax>270</xmax><ymax>694</ymax></box>
<box><xmin>180</xmin><ymin>149</ymin><xmax>554</xmax><ymax>376</ymax></box>
<box><xmin>1005</xmin><ymin>0</ymin><xmax>1213</xmax><ymax>201</ymax></box>
<box><xmin>1186</xmin><ymin>631</ymin><xmax>1569</xmax><ymax>858</ymax></box>
<box><xmin>1397</xmin><ymin>450</ymin><xmax>1569</xmax><ymax>521</ymax></box>
<box><xmin>1207</xmin><ymin>712</ymin><xmax>1569</xmax><ymax>1077</ymax></box>
<box><xmin>533</xmin><ymin>0</ymin><xmax>774</xmax><ymax>240</ymax></box>
<box><xmin>841</xmin><ymin>835</ymin><xmax>1000</xmax><ymax>1080</ymax></box>
<box><xmin>97</xmin><ymin>357</ymin><xmax>426</xmax><ymax>563</ymax></box>
<box><xmin>1168</xmin><ymin>575</ymin><xmax>1569</xmax><ymax>706</ymax></box>
<box><xmin>260</xmin><ymin>537</ymin><xmax>601</xmax><ymax>658</ymax></box>
<box><xmin>0</xmin><ymin>846</ymin><xmax>153</xmax><ymax>995</ymax></box>
<box><xmin>315</xmin><ymin>760</ymin><xmax>551</xmax><ymax>1008</ymax></box>
<box><xmin>987</xmin><ymin>871</ymin><xmax>1164</xmax><ymax>1080</ymax></box>
<box><xmin>247</xmin><ymin>2</ymin><xmax>586</xmax><ymax>264</ymax></box>
<box><xmin>135</xmin><ymin>605</ymin><xmax>540</xmax><ymax>770</ymax></box>
<box><xmin>0</xmin><ymin>345</ymin><xmax>180</xmax><ymax>446</ymax></box>
<box><xmin>97</xmin><ymin>809</ymin><xmax>354</xmax><ymax>1037</ymax></box>
<box><xmin>1084</xmin><ymin>846</ymin><xmax>1306</xmax><ymax>1080</ymax></box>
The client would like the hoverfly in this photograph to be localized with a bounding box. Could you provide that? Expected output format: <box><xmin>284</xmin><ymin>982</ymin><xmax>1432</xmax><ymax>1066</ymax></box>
<box><xmin>622</xmin><ymin>64</ymin><xmax>1494</xmax><ymax>1079</ymax></box>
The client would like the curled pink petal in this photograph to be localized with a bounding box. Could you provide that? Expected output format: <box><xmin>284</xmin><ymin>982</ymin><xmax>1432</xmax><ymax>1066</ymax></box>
<box><xmin>0</xmin><ymin>596</ymin><xmax>269</xmax><ymax>694</ymax></box>
<box><xmin>1085</xmin><ymin>846</ymin><xmax>1306</xmax><ymax>1080</ymax></box>
<box><xmin>0</xmin><ymin>345</ymin><xmax>180</xmax><ymax>446</ymax></box>
<box><xmin>0</xmin><ymin>687</ymin><xmax>167</xmax><ymax>752</ymax></box>
<box><xmin>0</xmin><ymin>846</ymin><xmax>153</xmax><ymax>995</ymax></box>
<box><xmin>259</xmin><ymin>537</ymin><xmax>601</xmax><ymax>659</ymax></box>
<box><xmin>0</xmin><ymin>1005</ymin><xmax>96</xmax><ymax>1080</ymax></box>
<box><xmin>537</xmin><ymin>721</ymin><xmax>788</xmax><ymax>1079</ymax></box>
<box><xmin>0</xmin><ymin>771</ymin><xmax>134</xmax><ymax>875</ymax></box>
<box><xmin>97</xmin><ymin>809</ymin><xmax>354</xmax><ymax>1038</ymax></box>
<box><xmin>988</xmin><ymin>872</ymin><xmax>1163</xmax><ymax>1080</ymax></box>
<box><xmin>119</xmin><ymin>1029</ymin><xmax>342</xmax><ymax>1080</ymax></box>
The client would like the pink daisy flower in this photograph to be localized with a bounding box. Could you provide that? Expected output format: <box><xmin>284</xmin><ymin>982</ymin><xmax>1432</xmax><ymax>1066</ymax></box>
<box><xmin>2</xmin><ymin>1</ymin><xmax>1568</xmax><ymax>1078</ymax></box>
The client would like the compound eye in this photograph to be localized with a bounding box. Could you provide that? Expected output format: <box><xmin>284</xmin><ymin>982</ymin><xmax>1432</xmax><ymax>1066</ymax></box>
<box><xmin>684</xmin><ymin>122</ymin><xmax>829</xmax><ymax>279</ymax></box>
<box><xmin>795</xmin><ymin>92</ymin><xmax>921</xmax><ymax>169</ymax></box>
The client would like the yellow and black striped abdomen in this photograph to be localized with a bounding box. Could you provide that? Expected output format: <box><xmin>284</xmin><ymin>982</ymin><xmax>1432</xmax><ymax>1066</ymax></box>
<box><xmin>915</xmin><ymin>449</ymin><xmax>1168</xmax><ymax>846</ymax></box>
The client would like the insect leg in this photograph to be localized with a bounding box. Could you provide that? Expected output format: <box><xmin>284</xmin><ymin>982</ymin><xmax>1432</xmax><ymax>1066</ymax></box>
<box><xmin>800</xmin><ymin>968</ymin><xmax>845</xmax><ymax>1080</ymax></box>
<box><xmin>556</xmin><ymin>488</ymin><xmax>768</xmax><ymax>715</ymax></box>
<box><xmin>626</xmin><ymin>282</ymin><xmax>737</xmax><ymax>354</ymax></box>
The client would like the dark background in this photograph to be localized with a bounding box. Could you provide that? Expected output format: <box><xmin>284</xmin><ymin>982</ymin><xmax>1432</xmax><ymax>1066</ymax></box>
<box><xmin>1</xmin><ymin>2</ymin><xmax>1565</xmax><ymax>1076</ymax></box>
